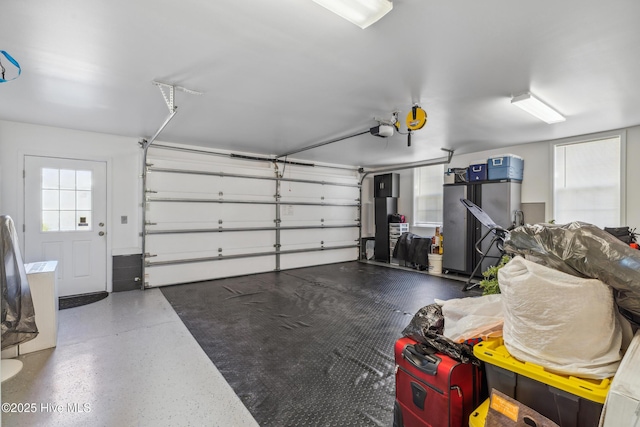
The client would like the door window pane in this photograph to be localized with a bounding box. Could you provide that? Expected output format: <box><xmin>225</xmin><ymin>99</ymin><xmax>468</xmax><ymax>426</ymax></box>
<box><xmin>76</xmin><ymin>170</ymin><xmax>92</xmax><ymax>190</ymax></box>
<box><xmin>59</xmin><ymin>169</ymin><xmax>76</xmax><ymax>190</ymax></box>
<box><xmin>60</xmin><ymin>190</ymin><xmax>76</xmax><ymax>210</ymax></box>
<box><xmin>60</xmin><ymin>211</ymin><xmax>76</xmax><ymax>231</ymax></box>
<box><xmin>42</xmin><ymin>169</ymin><xmax>59</xmax><ymax>189</ymax></box>
<box><xmin>42</xmin><ymin>211</ymin><xmax>59</xmax><ymax>232</ymax></box>
<box><xmin>77</xmin><ymin>191</ymin><xmax>91</xmax><ymax>210</ymax></box>
<box><xmin>42</xmin><ymin>190</ymin><xmax>60</xmax><ymax>210</ymax></box>
<box><xmin>40</xmin><ymin>168</ymin><xmax>93</xmax><ymax>232</ymax></box>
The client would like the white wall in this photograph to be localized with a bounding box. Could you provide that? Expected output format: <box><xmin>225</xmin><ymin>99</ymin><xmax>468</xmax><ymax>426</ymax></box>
<box><xmin>363</xmin><ymin>125</ymin><xmax>640</xmax><ymax>238</ymax></box>
<box><xmin>0</xmin><ymin>120</ymin><xmax>142</xmax><ymax>256</ymax></box>
<box><xmin>3</xmin><ymin>119</ymin><xmax>639</xmax><ymax>269</ymax></box>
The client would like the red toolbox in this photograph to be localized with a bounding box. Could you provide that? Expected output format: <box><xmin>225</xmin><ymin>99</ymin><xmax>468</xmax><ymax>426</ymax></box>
<box><xmin>394</xmin><ymin>337</ymin><xmax>481</xmax><ymax>427</ymax></box>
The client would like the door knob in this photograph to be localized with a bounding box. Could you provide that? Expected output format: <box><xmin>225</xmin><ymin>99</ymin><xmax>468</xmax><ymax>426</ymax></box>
<box><xmin>99</xmin><ymin>231</ymin><xmax>105</xmax><ymax>236</ymax></box>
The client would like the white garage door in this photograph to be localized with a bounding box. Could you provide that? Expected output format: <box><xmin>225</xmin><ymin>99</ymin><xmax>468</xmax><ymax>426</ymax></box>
<box><xmin>143</xmin><ymin>145</ymin><xmax>361</xmax><ymax>287</ymax></box>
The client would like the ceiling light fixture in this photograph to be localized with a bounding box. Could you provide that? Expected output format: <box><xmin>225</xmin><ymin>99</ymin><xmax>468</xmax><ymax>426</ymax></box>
<box><xmin>312</xmin><ymin>0</ymin><xmax>393</xmax><ymax>29</ymax></box>
<box><xmin>511</xmin><ymin>92</ymin><xmax>565</xmax><ymax>124</ymax></box>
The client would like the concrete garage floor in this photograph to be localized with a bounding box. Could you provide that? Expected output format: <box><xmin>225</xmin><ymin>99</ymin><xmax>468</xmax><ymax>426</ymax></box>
<box><xmin>2</xmin><ymin>261</ymin><xmax>478</xmax><ymax>427</ymax></box>
<box><xmin>1</xmin><ymin>289</ymin><xmax>258</xmax><ymax>427</ymax></box>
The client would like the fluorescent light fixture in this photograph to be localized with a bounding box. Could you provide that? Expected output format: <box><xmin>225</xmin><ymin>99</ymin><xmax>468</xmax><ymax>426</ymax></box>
<box><xmin>312</xmin><ymin>0</ymin><xmax>393</xmax><ymax>29</ymax></box>
<box><xmin>511</xmin><ymin>92</ymin><xmax>565</xmax><ymax>124</ymax></box>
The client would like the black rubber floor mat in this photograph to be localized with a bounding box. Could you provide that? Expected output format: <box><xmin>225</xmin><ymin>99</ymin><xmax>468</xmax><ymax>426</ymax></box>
<box><xmin>59</xmin><ymin>291</ymin><xmax>108</xmax><ymax>310</ymax></box>
<box><xmin>161</xmin><ymin>261</ymin><xmax>478</xmax><ymax>426</ymax></box>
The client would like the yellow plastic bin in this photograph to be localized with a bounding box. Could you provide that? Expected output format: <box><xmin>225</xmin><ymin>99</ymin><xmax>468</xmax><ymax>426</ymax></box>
<box><xmin>473</xmin><ymin>338</ymin><xmax>611</xmax><ymax>427</ymax></box>
<box><xmin>469</xmin><ymin>398</ymin><xmax>489</xmax><ymax>427</ymax></box>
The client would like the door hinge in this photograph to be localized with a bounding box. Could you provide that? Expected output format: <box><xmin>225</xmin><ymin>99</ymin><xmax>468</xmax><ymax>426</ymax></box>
<box><xmin>23</xmin><ymin>224</ymin><xmax>25</xmax><ymax>232</ymax></box>
<box><xmin>23</xmin><ymin>170</ymin><xmax>25</xmax><ymax>178</ymax></box>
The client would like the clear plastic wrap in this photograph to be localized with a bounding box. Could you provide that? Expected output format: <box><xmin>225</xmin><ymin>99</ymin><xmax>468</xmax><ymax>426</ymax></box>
<box><xmin>504</xmin><ymin>221</ymin><xmax>640</xmax><ymax>325</ymax></box>
<box><xmin>436</xmin><ymin>295</ymin><xmax>504</xmax><ymax>343</ymax></box>
<box><xmin>1</xmin><ymin>215</ymin><xmax>38</xmax><ymax>350</ymax></box>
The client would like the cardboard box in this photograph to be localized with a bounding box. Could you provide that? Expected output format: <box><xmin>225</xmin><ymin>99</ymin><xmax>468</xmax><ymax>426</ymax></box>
<box><xmin>486</xmin><ymin>389</ymin><xmax>560</xmax><ymax>427</ymax></box>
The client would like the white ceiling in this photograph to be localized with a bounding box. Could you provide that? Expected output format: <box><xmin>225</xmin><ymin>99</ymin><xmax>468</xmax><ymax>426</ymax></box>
<box><xmin>2</xmin><ymin>0</ymin><xmax>640</xmax><ymax>167</ymax></box>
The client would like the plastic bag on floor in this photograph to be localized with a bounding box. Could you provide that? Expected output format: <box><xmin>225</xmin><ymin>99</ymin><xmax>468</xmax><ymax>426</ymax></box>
<box><xmin>435</xmin><ymin>294</ymin><xmax>504</xmax><ymax>343</ymax></box>
<box><xmin>498</xmin><ymin>256</ymin><xmax>621</xmax><ymax>379</ymax></box>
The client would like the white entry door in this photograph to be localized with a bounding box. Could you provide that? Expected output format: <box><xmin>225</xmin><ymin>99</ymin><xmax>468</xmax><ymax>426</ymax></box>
<box><xmin>24</xmin><ymin>156</ymin><xmax>107</xmax><ymax>297</ymax></box>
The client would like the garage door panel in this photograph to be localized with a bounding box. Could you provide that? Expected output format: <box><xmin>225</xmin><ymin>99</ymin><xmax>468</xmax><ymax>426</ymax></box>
<box><xmin>145</xmin><ymin>222</ymin><xmax>276</xmax><ymax>232</ymax></box>
<box><xmin>151</xmin><ymin>247</ymin><xmax>274</xmax><ymax>263</ymax></box>
<box><xmin>146</xmin><ymin>203</ymin><xmax>274</xmax><ymax>228</ymax></box>
<box><xmin>279</xmin><ymin>220</ymin><xmax>359</xmax><ymax>228</ymax></box>
<box><xmin>151</xmin><ymin>192</ymin><xmax>276</xmax><ymax>204</ymax></box>
<box><xmin>148</xmin><ymin>173</ymin><xmax>276</xmax><ymax>199</ymax></box>
<box><xmin>283</xmin><ymin>165</ymin><xmax>358</xmax><ymax>183</ymax></box>
<box><xmin>146</xmin><ymin>257</ymin><xmax>275</xmax><ymax>287</ymax></box>
<box><xmin>280</xmin><ymin>228</ymin><xmax>359</xmax><ymax>248</ymax></box>
<box><xmin>149</xmin><ymin>155</ymin><xmax>275</xmax><ymax>178</ymax></box>
<box><xmin>279</xmin><ymin>248</ymin><xmax>358</xmax><ymax>270</ymax></box>
<box><xmin>279</xmin><ymin>182</ymin><xmax>359</xmax><ymax>204</ymax></box>
<box><xmin>280</xmin><ymin>205</ymin><xmax>359</xmax><ymax>225</ymax></box>
<box><xmin>147</xmin><ymin>231</ymin><xmax>275</xmax><ymax>256</ymax></box>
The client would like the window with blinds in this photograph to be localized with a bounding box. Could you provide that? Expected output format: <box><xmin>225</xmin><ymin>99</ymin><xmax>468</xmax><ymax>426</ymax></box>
<box><xmin>414</xmin><ymin>164</ymin><xmax>444</xmax><ymax>226</ymax></box>
<box><xmin>553</xmin><ymin>136</ymin><xmax>623</xmax><ymax>227</ymax></box>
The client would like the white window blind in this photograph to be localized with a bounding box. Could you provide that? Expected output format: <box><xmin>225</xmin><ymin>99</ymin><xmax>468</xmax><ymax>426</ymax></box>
<box><xmin>553</xmin><ymin>136</ymin><xmax>622</xmax><ymax>227</ymax></box>
<box><xmin>414</xmin><ymin>164</ymin><xmax>444</xmax><ymax>226</ymax></box>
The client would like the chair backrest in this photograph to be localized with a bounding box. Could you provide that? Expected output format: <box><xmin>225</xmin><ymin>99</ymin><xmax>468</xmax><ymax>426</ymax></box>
<box><xmin>460</xmin><ymin>198</ymin><xmax>510</xmax><ymax>239</ymax></box>
<box><xmin>460</xmin><ymin>199</ymin><xmax>498</xmax><ymax>229</ymax></box>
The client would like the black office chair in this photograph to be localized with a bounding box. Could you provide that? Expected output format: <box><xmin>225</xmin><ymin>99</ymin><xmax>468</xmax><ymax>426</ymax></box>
<box><xmin>459</xmin><ymin>199</ymin><xmax>513</xmax><ymax>291</ymax></box>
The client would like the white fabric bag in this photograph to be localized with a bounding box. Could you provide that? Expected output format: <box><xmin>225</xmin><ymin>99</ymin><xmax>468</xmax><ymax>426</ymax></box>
<box><xmin>436</xmin><ymin>294</ymin><xmax>504</xmax><ymax>343</ymax></box>
<box><xmin>498</xmin><ymin>256</ymin><xmax>621</xmax><ymax>379</ymax></box>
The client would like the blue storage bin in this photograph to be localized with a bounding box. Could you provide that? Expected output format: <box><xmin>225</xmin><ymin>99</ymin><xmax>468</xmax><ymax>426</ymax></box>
<box><xmin>469</xmin><ymin>161</ymin><xmax>487</xmax><ymax>181</ymax></box>
<box><xmin>488</xmin><ymin>154</ymin><xmax>524</xmax><ymax>181</ymax></box>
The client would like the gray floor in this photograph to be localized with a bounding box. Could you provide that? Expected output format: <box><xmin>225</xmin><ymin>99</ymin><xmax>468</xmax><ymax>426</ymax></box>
<box><xmin>161</xmin><ymin>261</ymin><xmax>476</xmax><ymax>426</ymax></box>
<box><xmin>1</xmin><ymin>289</ymin><xmax>259</xmax><ymax>427</ymax></box>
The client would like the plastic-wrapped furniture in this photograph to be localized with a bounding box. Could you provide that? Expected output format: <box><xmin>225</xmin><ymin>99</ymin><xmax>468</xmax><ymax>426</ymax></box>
<box><xmin>1</xmin><ymin>215</ymin><xmax>38</xmax><ymax>381</ymax></box>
